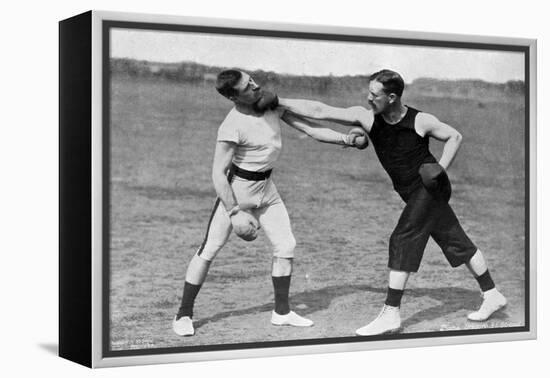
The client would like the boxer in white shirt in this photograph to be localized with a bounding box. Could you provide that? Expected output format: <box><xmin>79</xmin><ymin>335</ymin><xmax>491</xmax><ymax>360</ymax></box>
<box><xmin>173</xmin><ymin>70</ymin><xmax>365</xmax><ymax>336</ymax></box>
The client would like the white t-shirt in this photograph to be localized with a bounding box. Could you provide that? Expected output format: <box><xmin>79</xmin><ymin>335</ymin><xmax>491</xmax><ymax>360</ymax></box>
<box><xmin>216</xmin><ymin>107</ymin><xmax>283</xmax><ymax>172</ymax></box>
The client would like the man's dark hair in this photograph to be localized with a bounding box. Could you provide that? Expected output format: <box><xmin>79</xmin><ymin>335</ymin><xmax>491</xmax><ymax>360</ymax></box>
<box><xmin>215</xmin><ymin>69</ymin><xmax>242</xmax><ymax>98</ymax></box>
<box><xmin>369</xmin><ymin>69</ymin><xmax>405</xmax><ymax>97</ymax></box>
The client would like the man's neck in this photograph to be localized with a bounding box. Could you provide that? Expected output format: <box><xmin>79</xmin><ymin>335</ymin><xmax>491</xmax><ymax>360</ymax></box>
<box><xmin>235</xmin><ymin>103</ymin><xmax>262</xmax><ymax>117</ymax></box>
<box><xmin>382</xmin><ymin>103</ymin><xmax>407</xmax><ymax>125</ymax></box>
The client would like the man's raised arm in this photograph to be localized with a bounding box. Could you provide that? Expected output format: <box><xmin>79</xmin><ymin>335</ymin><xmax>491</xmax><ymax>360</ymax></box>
<box><xmin>279</xmin><ymin>98</ymin><xmax>373</xmax><ymax>129</ymax></box>
<box><xmin>281</xmin><ymin>112</ymin><xmax>368</xmax><ymax>149</ymax></box>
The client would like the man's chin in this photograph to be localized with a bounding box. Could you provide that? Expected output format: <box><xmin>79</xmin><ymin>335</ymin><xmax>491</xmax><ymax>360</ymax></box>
<box><xmin>251</xmin><ymin>95</ymin><xmax>264</xmax><ymax>107</ymax></box>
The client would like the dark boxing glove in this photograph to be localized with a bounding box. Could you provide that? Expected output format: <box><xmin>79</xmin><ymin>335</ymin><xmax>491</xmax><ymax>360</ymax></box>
<box><xmin>230</xmin><ymin>208</ymin><xmax>259</xmax><ymax>242</ymax></box>
<box><xmin>253</xmin><ymin>91</ymin><xmax>279</xmax><ymax>113</ymax></box>
<box><xmin>418</xmin><ymin>163</ymin><xmax>452</xmax><ymax>202</ymax></box>
<box><xmin>348</xmin><ymin>127</ymin><xmax>369</xmax><ymax>150</ymax></box>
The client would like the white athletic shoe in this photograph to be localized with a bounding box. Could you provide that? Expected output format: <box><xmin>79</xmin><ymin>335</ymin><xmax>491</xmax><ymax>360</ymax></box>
<box><xmin>355</xmin><ymin>305</ymin><xmax>401</xmax><ymax>336</ymax></box>
<box><xmin>467</xmin><ymin>288</ymin><xmax>507</xmax><ymax>322</ymax></box>
<box><xmin>271</xmin><ymin>311</ymin><xmax>314</xmax><ymax>327</ymax></box>
<box><xmin>172</xmin><ymin>315</ymin><xmax>195</xmax><ymax>336</ymax></box>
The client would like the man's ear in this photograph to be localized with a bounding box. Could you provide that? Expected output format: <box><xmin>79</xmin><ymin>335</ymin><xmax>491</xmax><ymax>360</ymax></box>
<box><xmin>388</xmin><ymin>93</ymin><xmax>397</xmax><ymax>104</ymax></box>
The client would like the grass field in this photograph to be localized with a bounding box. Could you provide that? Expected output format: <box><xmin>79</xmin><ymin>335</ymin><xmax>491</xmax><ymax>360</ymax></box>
<box><xmin>109</xmin><ymin>77</ymin><xmax>526</xmax><ymax>351</ymax></box>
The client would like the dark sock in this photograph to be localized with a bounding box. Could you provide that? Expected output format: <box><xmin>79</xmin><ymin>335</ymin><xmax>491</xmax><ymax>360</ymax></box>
<box><xmin>176</xmin><ymin>282</ymin><xmax>202</xmax><ymax>320</ymax></box>
<box><xmin>272</xmin><ymin>275</ymin><xmax>291</xmax><ymax>315</ymax></box>
<box><xmin>385</xmin><ymin>287</ymin><xmax>404</xmax><ymax>308</ymax></box>
<box><xmin>475</xmin><ymin>270</ymin><xmax>495</xmax><ymax>292</ymax></box>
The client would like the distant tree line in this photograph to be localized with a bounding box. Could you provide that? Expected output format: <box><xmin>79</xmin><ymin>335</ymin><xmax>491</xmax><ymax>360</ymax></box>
<box><xmin>409</xmin><ymin>77</ymin><xmax>525</xmax><ymax>99</ymax></box>
<box><xmin>110</xmin><ymin>58</ymin><xmax>524</xmax><ymax>99</ymax></box>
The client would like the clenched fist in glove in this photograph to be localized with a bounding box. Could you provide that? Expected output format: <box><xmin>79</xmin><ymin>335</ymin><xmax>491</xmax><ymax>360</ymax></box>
<box><xmin>418</xmin><ymin>163</ymin><xmax>452</xmax><ymax>202</ymax></box>
<box><xmin>253</xmin><ymin>91</ymin><xmax>279</xmax><ymax>113</ymax></box>
<box><xmin>342</xmin><ymin>127</ymin><xmax>369</xmax><ymax>149</ymax></box>
<box><xmin>229</xmin><ymin>207</ymin><xmax>260</xmax><ymax>241</ymax></box>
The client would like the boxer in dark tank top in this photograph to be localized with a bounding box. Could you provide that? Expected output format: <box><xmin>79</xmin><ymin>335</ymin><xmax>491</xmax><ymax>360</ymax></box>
<box><xmin>369</xmin><ymin>106</ymin><xmax>438</xmax><ymax>198</ymax></box>
<box><xmin>279</xmin><ymin>69</ymin><xmax>507</xmax><ymax>335</ymax></box>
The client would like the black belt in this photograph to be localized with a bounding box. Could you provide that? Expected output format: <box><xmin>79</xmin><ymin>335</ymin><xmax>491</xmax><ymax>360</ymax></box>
<box><xmin>230</xmin><ymin>164</ymin><xmax>272</xmax><ymax>181</ymax></box>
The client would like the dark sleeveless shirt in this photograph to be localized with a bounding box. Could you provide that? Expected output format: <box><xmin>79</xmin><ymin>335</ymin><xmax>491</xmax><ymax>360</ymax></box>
<box><xmin>369</xmin><ymin>106</ymin><xmax>437</xmax><ymax>194</ymax></box>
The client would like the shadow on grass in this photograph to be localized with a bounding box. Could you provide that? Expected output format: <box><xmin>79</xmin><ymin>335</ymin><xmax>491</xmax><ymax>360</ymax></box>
<box><xmin>194</xmin><ymin>284</ymin><xmax>506</xmax><ymax>329</ymax></box>
<box><xmin>194</xmin><ymin>284</ymin><xmax>383</xmax><ymax>328</ymax></box>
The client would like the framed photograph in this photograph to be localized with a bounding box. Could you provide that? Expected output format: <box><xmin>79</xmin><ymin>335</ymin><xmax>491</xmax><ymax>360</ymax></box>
<box><xmin>59</xmin><ymin>10</ymin><xmax>536</xmax><ymax>368</ymax></box>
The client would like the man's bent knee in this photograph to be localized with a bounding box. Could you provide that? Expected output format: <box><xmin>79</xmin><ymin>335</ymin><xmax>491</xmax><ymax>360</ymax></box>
<box><xmin>272</xmin><ymin>256</ymin><xmax>293</xmax><ymax>276</ymax></box>
<box><xmin>196</xmin><ymin>241</ymin><xmax>224</xmax><ymax>261</ymax></box>
<box><xmin>272</xmin><ymin>236</ymin><xmax>296</xmax><ymax>259</ymax></box>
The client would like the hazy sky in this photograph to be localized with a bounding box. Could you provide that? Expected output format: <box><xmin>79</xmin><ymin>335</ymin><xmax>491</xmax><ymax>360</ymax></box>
<box><xmin>111</xmin><ymin>28</ymin><xmax>525</xmax><ymax>83</ymax></box>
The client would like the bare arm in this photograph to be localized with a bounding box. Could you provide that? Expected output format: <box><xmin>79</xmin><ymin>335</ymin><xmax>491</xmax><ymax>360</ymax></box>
<box><xmin>281</xmin><ymin>112</ymin><xmax>356</xmax><ymax>146</ymax></box>
<box><xmin>279</xmin><ymin>98</ymin><xmax>373</xmax><ymax>131</ymax></box>
<box><xmin>416</xmin><ymin>113</ymin><xmax>463</xmax><ymax>170</ymax></box>
<box><xmin>211</xmin><ymin>141</ymin><xmax>238</xmax><ymax>211</ymax></box>
<box><xmin>212</xmin><ymin>140</ymin><xmax>259</xmax><ymax>238</ymax></box>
